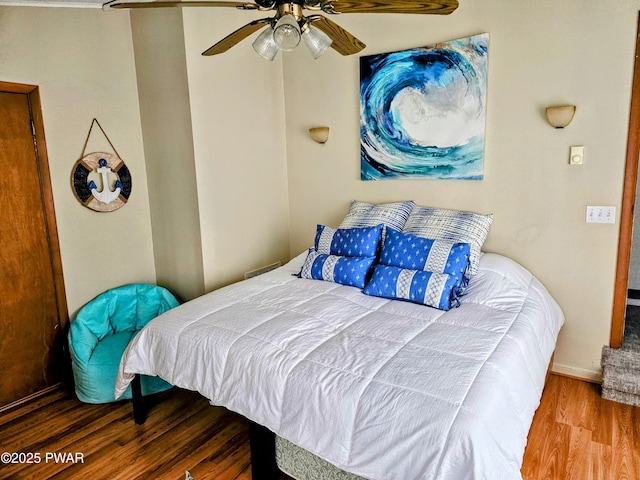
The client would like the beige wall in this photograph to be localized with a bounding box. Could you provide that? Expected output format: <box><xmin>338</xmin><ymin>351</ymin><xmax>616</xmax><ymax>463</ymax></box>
<box><xmin>0</xmin><ymin>5</ymin><xmax>290</xmax><ymax>315</ymax></box>
<box><xmin>0</xmin><ymin>7</ymin><xmax>156</xmax><ymax>316</ymax></box>
<box><xmin>283</xmin><ymin>0</ymin><xmax>640</xmax><ymax>380</ymax></box>
<box><xmin>130</xmin><ymin>9</ymin><xmax>205</xmax><ymax>303</ymax></box>
<box><xmin>4</xmin><ymin>1</ymin><xmax>638</xmax><ymax>380</ymax></box>
<box><xmin>182</xmin><ymin>9</ymin><xmax>291</xmax><ymax>291</ymax></box>
<box><xmin>129</xmin><ymin>7</ymin><xmax>290</xmax><ymax>297</ymax></box>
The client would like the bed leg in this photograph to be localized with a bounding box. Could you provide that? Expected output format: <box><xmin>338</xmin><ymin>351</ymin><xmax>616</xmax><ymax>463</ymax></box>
<box><xmin>248</xmin><ymin>421</ymin><xmax>279</xmax><ymax>480</ymax></box>
<box><xmin>132</xmin><ymin>374</ymin><xmax>147</xmax><ymax>425</ymax></box>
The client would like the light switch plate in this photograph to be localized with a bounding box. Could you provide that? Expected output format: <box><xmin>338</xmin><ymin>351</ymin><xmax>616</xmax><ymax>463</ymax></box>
<box><xmin>586</xmin><ymin>206</ymin><xmax>615</xmax><ymax>224</ymax></box>
<box><xmin>570</xmin><ymin>146</ymin><xmax>584</xmax><ymax>165</ymax></box>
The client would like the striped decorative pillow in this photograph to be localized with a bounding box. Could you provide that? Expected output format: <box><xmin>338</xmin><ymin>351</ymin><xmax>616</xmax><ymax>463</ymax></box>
<box><xmin>402</xmin><ymin>206</ymin><xmax>492</xmax><ymax>277</ymax></box>
<box><xmin>300</xmin><ymin>251</ymin><xmax>376</xmax><ymax>289</ymax></box>
<box><xmin>380</xmin><ymin>227</ymin><xmax>470</xmax><ymax>280</ymax></box>
<box><xmin>338</xmin><ymin>200</ymin><xmax>415</xmax><ymax>231</ymax></box>
<box><xmin>362</xmin><ymin>265</ymin><xmax>461</xmax><ymax>311</ymax></box>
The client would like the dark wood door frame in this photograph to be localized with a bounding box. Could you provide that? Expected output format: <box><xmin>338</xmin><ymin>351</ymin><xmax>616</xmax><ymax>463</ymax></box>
<box><xmin>611</xmin><ymin>13</ymin><xmax>640</xmax><ymax>349</ymax></box>
<box><xmin>0</xmin><ymin>81</ymin><xmax>69</xmax><ymax>405</ymax></box>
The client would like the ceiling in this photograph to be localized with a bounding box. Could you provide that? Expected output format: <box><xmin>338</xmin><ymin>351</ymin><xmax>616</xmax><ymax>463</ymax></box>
<box><xmin>0</xmin><ymin>0</ymin><xmax>105</xmax><ymax>7</ymax></box>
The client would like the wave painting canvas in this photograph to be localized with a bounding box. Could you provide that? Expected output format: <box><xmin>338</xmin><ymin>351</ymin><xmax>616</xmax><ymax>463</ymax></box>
<box><xmin>360</xmin><ymin>33</ymin><xmax>489</xmax><ymax>180</ymax></box>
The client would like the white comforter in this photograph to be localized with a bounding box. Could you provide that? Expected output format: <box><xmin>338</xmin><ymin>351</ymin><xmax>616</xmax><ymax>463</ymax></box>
<box><xmin>116</xmin><ymin>252</ymin><xmax>563</xmax><ymax>480</ymax></box>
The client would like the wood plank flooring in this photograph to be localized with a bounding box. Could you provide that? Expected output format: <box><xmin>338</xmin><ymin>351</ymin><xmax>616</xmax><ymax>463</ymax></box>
<box><xmin>522</xmin><ymin>374</ymin><xmax>640</xmax><ymax>480</ymax></box>
<box><xmin>0</xmin><ymin>374</ymin><xmax>637</xmax><ymax>480</ymax></box>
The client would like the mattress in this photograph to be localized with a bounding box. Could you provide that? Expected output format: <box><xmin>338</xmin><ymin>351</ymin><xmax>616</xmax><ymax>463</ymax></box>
<box><xmin>115</xmin><ymin>251</ymin><xmax>563</xmax><ymax>480</ymax></box>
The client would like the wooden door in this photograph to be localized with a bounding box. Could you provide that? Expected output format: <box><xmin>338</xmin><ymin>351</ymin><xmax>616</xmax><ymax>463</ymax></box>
<box><xmin>0</xmin><ymin>82</ymin><xmax>68</xmax><ymax>407</ymax></box>
<box><xmin>612</xmin><ymin>14</ymin><xmax>640</xmax><ymax>348</ymax></box>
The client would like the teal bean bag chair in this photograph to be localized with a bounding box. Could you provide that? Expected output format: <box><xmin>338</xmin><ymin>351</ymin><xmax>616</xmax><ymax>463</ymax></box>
<box><xmin>69</xmin><ymin>283</ymin><xmax>179</xmax><ymax>404</ymax></box>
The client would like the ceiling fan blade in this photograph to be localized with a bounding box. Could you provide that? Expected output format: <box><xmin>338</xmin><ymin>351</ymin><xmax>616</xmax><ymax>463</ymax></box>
<box><xmin>202</xmin><ymin>18</ymin><xmax>271</xmax><ymax>56</ymax></box>
<box><xmin>321</xmin><ymin>0</ymin><xmax>458</xmax><ymax>15</ymax></box>
<box><xmin>105</xmin><ymin>1</ymin><xmax>256</xmax><ymax>10</ymax></box>
<box><xmin>307</xmin><ymin>15</ymin><xmax>365</xmax><ymax>55</ymax></box>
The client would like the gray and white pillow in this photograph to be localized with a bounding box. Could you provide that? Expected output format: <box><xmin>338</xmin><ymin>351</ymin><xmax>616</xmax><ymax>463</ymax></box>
<box><xmin>402</xmin><ymin>206</ymin><xmax>493</xmax><ymax>277</ymax></box>
<box><xmin>338</xmin><ymin>200</ymin><xmax>415</xmax><ymax>231</ymax></box>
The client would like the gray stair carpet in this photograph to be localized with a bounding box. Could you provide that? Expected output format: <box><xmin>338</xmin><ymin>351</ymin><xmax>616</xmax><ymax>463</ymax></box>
<box><xmin>601</xmin><ymin>305</ymin><xmax>640</xmax><ymax>405</ymax></box>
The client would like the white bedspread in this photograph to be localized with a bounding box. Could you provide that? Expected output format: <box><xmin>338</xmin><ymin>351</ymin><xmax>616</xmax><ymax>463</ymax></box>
<box><xmin>115</xmin><ymin>252</ymin><xmax>563</xmax><ymax>480</ymax></box>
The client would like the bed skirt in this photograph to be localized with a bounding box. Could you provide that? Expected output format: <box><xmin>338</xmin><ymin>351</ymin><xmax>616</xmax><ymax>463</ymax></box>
<box><xmin>276</xmin><ymin>436</ymin><xmax>365</xmax><ymax>480</ymax></box>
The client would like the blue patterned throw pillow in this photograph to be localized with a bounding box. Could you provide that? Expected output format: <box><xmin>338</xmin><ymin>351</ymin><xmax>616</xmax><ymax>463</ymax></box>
<box><xmin>314</xmin><ymin>224</ymin><xmax>383</xmax><ymax>258</ymax></box>
<box><xmin>380</xmin><ymin>228</ymin><xmax>471</xmax><ymax>284</ymax></box>
<box><xmin>300</xmin><ymin>251</ymin><xmax>376</xmax><ymax>288</ymax></box>
<box><xmin>362</xmin><ymin>265</ymin><xmax>461</xmax><ymax>311</ymax></box>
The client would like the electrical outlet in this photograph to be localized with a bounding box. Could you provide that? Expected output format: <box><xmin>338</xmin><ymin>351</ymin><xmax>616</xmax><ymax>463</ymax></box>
<box><xmin>586</xmin><ymin>206</ymin><xmax>616</xmax><ymax>224</ymax></box>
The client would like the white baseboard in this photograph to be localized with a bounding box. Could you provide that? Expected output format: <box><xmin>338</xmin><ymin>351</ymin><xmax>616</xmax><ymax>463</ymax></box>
<box><xmin>552</xmin><ymin>362</ymin><xmax>602</xmax><ymax>384</ymax></box>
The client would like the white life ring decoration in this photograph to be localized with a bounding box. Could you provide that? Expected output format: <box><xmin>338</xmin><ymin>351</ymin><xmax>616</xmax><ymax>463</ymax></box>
<box><xmin>72</xmin><ymin>152</ymin><xmax>132</xmax><ymax>212</ymax></box>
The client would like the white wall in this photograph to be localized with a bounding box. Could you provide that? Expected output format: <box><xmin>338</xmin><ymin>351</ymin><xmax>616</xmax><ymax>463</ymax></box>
<box><xmin>283</xmin><ymin>0</ymin><xmax>640</xmax><ymax>380</ymax></box>
<box><xmin>0</xmin><ymin>7</ymin><xmax>156</xmax><ymax>316</ymax></box>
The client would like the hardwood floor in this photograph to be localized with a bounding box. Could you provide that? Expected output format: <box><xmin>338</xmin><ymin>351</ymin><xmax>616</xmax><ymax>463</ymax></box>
<box><xmin>522</xmin><ymin>374</ymin><xmax>640</xmax><ymax>480</ymax></box>
<box><xmin>0</xmin><ymin>374</ymin><xmax>638</xmax><ymax>480</ymax></box>
<box><xmin>0</xmin><ymin>388</ymin><xmax>260</xmax><ymax>480</ymax></box>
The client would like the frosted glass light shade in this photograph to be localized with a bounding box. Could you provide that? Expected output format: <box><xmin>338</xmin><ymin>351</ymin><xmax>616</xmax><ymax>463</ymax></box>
<box><xmin>302</xmin><ymin>25</ymin><xmax>332</xmax><ymax>59</ymax></box>
<box><xmin>252</xmin><ymin>26</ymin><xmax>279</xmax><ymax>61</ymax></box>
<box><xmin>273</xmin><ymin>14</ymin><xmax>301</xmax><ymax>51</ymax></box>
<box><xmin>546</xmin><ymin>105</ymin><xmax>576</xmax><ymax>128</ymax></box>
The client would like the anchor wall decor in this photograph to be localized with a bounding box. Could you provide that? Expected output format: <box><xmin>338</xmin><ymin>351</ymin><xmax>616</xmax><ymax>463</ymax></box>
<box><xmin>72</xmin><ymin>152</ymin><xmax>131</xmax><ymax>212</ymax></box>
<box><xmin>71</xmin><ymin>119</ymin><xmax>132</xmax><ymax>212</ymax></box>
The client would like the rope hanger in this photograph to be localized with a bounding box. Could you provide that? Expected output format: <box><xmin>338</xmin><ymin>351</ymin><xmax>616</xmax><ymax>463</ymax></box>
<box><xmin>72</xmin><ymin>118</ymin><xmax>132</xmax><ymax>212</ymax></box>
<box><xmin>79</xmin><ymin>118</ymin><xmax>122</xmax><ymax>160</ymax></box>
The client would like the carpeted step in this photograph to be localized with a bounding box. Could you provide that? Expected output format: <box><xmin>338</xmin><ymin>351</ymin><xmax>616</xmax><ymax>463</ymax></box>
<box><xmin>602</xmin><ymin>364</ymin><xmax>640</xmax><ymax>395</ymax></box>
<box><xmin>601</xmin><ymin>345</ymin><xmax>640</xmax><ymax>370</ymax></box>
<box><xmin>602</xmin><ymin>386</ymin><xmax>640</xmax><ymax>407</ymax></box>
<box><xmin>601</xmin><ymin>345</ymin><xmax>640</xmax><ymax>405</ymax></box>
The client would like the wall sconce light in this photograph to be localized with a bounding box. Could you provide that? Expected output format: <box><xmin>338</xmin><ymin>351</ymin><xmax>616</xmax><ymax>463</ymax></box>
<box><xmin>309</xmin><ymin>126</ymin><xmax>329</xmax><ymax>144</ymax></box>
<box><xmin>546</xmin><ymin>105</ymin><xmax>576</xmax><ymax>129</ymax></box>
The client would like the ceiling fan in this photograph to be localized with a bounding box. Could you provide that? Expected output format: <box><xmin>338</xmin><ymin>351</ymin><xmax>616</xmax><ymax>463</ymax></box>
<box><xmin>103</xmin><ymin>0</ymin><xmax>458</xmax><ymax>60</ymax></box>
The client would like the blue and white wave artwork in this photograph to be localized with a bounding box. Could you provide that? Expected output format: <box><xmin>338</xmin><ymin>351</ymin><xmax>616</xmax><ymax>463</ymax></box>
<box><xmin>360</xmin><ymin>33</ymin><xmax>488</xmax><ymax>181</ymax></box>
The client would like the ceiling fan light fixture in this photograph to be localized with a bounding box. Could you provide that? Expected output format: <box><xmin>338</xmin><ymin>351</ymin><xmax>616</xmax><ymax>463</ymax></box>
<box><xmin>252</xmin><ymin>26</ymin><xmax>279</xmax><ymax>61</ymax></box>
<box><xmin>273</xmin><ymin>14</ymin><xmax>301</xmax><ymax>51</ymax></box>
<box><xmin>302</xmin><ymin>24</ymin><xmax>332</xmax><ymax>59</ymax></box>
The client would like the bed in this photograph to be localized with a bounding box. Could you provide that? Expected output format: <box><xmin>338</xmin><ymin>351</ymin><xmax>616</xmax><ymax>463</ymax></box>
<box><xmin>114</xmin><ymin>202</ymin><xmax>564</xmax><ymax>480</ymax></box>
